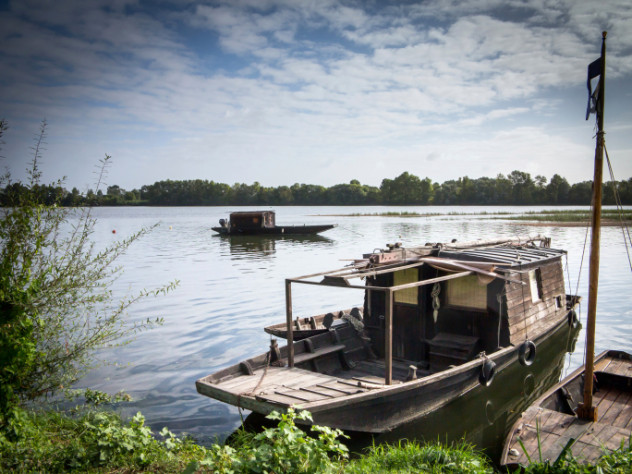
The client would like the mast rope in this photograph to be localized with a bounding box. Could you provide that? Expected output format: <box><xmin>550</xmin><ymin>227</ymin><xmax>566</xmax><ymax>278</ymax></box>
<box><xmin>604</xmin><ymin>143</ymin><xmax>632</xmax><ymax>271</ymax></box>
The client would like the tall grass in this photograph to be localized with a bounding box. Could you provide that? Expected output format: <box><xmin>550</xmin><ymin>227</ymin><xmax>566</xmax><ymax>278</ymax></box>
<box><xmin>344</xmin><ymin>439</ymin><xmax>494</xmax><ymax>473</ymax></box>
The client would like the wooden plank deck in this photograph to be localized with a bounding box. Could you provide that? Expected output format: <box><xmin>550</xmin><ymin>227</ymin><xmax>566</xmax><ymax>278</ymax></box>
<box><xmin>208</xmin><ymin>357</ymin><xmax>417</xmax><ymax>409</ymax></box>
<box><xmin>503</xmin><ymin>352</ymin><xmax>632</xmax><ymax>467</ymax></box>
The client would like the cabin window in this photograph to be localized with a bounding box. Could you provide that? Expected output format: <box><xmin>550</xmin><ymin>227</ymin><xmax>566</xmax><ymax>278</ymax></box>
<box><xmin>445</xmin><ymin>275</ymin><xmax>487</xmax><ymax>310</ymax></box>
<box><xmin>556</xmin><ymin>295</ymin><xmax>563</xmax><ymax>309</ymax></box>
<box><xmin>529</xmin><ymin>269</ymin><xmax>543</xmax><ymax>303</ymax></box>
<box><xmin>393</xmin><ymin>268</ymin><xmax>418</xmax><ymax>305</ymax></box>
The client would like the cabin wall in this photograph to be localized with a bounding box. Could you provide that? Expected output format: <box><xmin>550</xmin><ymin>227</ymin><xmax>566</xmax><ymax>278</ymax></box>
<box><xmin>504</xmin><ymin>259</ymin><xmax>566</xmax><ymax>345</ymax></box>
<box><xmin>230</xmin><ymin>211</ymin><xmax>275</xmax><ymax>229</ymax></box>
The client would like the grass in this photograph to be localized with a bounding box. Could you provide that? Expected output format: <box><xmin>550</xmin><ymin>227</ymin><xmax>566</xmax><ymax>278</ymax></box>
<box><xmin>345</xmin><ymin>440</ymin><xmax>494</xmax><ymax>473</ymax></box>
<box><xmin>328</xmin><ymin>209</ymin><xmax>632</xmax><ymax>224</ymax></box>
<box><xmin>2</xmin><ymin>407</ymin><xmax>632</xmax><ymax>472</ymax></box>
<box><xmin>501</xmin><ymin>209</ymin><xmax>632</xmax><ymax>222</ymax></box>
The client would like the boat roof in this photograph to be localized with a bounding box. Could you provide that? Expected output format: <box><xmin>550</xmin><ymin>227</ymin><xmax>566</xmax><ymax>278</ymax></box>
<box><xmin>230</xmin><ymin>210</ymin><xmax>275</xmax><ymax>217</ymax></box>
<box><xmin>287</xmin><ymin>236</ymin><xmax>565</xmax><ymax>290</ymax></box>
<box><xmin>437</xmin><ymin>245</ymin><xmax>566</xmax><ymax>266</ymax></box>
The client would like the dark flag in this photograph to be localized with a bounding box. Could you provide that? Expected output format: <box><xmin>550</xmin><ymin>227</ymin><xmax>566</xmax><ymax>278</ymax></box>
<box><xmin>586</xmin><ymin>58</ymin><xmax>602</xmax><ymax>120</ymax></box>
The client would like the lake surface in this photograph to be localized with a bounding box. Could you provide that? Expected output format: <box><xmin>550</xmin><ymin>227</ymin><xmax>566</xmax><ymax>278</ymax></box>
<box><xmin>76</xmin><ymin>206</ymin><xmax>632</xmax><ymax>446</ymax></box>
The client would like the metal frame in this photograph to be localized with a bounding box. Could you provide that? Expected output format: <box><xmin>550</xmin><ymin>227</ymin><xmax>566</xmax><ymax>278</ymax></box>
<box><xmin>284</xmin><ymin>259</ymin><xmax>474</xmax><ymax>385</ymax></box>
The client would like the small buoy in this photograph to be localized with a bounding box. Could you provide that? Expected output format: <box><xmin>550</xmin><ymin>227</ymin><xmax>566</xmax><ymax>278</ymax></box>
<box><xmin>112</xmin><ymin>229</ymin><xmax>116</xmax><ymax>234</ymax></box>
<box><xmin>169</xmin><ymin>225</ymin><xmax>173</xmax><ymax>230</ymax></box>
<box><xmin>518</xmin><ymin>340</ymin><xmax>537</xmax><ymax>366</ymax></box>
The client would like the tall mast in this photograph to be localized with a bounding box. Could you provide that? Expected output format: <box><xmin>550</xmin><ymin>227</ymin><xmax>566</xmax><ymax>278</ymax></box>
<box><xmin>578</xmin><ymin>31</ymin><xmax>607</xmax><ymax>421</ymax></box>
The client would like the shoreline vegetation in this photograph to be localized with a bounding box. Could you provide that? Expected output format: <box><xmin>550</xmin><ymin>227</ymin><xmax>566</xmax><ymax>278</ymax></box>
<box><xmin>3</xmin><ymin>404</ymin><xmax>631</xmax><ymax>473</ymax></box>
<box><xmin>2</xmin><ymin>170</ymin><xmax>632</xmax><ymax>207</ymax></box>
<box><xmin>319</xmin><ymin>209</ymin><xmax>632</xmax><ymax>225</ymax></box>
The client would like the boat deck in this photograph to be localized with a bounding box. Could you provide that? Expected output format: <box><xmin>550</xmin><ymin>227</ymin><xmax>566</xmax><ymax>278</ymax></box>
<box><xmin>198</xmin><ymin>358</ymin><xmax>419</xmax><ymax>409</ymax></box>
<box><xmin>503</xmin><ymin>352</ymin><xmax>632</xmax><ymax>467</ymax></box>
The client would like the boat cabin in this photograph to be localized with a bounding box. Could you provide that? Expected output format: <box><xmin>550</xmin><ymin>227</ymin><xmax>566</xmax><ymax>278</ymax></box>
<box><xmin>285</xmin><ymin>236</ymin><xmax>570</xmax><ymax>383</ymax></box>
<box><xmin>227</xmin><ymin>211</ymin><xmax>276</xmax><ymax>231</ymax></box>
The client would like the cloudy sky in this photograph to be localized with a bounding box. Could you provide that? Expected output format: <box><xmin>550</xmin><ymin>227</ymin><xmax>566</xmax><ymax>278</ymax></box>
<box><xmin>1</xmin><ymin>0</ymin><xmax>631</xmax><ymax>191</ymax></box>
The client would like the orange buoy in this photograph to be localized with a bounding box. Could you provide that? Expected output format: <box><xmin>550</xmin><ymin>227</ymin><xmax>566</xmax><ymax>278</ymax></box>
<box><xmin>112</xmin><ymin>230</ymin><xmax>116</xmax><ymax>234</ymax></box>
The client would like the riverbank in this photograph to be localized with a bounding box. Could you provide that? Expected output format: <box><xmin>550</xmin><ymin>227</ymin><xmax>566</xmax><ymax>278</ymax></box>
<box><xmin>2</xmin><ymin>406</ymin><xmax>631</xmax><ymax>473</ymax></box>
<box><xmin>321</xmin><ymin>209</ymin><xmax>632</xmax><ymax>225</ymax></box>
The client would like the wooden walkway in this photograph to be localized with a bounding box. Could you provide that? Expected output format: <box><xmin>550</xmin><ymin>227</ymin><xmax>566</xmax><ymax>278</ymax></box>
<box><xmin>503</xmin><ymin>352</ymin><xmax>632</xmax><ymax>467</ymax></box>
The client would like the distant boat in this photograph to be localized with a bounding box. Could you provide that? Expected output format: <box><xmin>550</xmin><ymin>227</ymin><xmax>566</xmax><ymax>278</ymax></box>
<box><xmin>212</xmin><ymin>211</ymin><xmax>335</xmax><ymax>236</ymax></box>
<box><xmin>196</xmin><ymin>234</ymin><xmax>581</xmax><ymax>436</ymax></box>
<box><xmin>501</xmin><ymin>32</ymin><xmax>632</xmax><ymax>468</ymax></box>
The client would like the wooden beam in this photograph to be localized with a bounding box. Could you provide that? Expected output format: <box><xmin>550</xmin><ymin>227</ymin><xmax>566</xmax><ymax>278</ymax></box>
<box><xmin>285</xmin><ymin>279</ymin><xmax>294</xmax><ymax>368</ymax></box>
<box><xmin>385</xmin><ymin>288</ymin><xmax>393</xmax><ymax>385</ymax></box>
<box><xmin>579</xmin><ymin>31</ymin><xmax>607</xmax><ymax>422</ymax></box>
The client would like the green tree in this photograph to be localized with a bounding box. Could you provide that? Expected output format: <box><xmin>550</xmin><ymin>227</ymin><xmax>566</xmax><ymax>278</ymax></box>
<box><xmin>0</xmin><ymin>121</ymin><xmax>176</xmax><ymax>438</ymax></box>
<box><xmin>508</xmin><ymin>170</ymin><xmax>535</xmax><ymax>204</ymax></box>
<box><xmin>546</xmin><ymin>174</ymin><xmax>571</xmax><ymax>204</ymax></box>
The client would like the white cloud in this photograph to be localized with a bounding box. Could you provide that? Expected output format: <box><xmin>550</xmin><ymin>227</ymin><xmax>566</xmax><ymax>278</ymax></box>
<box><xmin>1</xmin><ymin>0</ymin><xmax>631</xmax><ymax>190</ymax></box>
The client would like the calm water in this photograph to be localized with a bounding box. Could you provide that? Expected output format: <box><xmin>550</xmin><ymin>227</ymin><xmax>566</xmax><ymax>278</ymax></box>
<box><xmin>76</xmin><ymin>206</ymin><xmax>632</xmax><ymax>445</ymax></box>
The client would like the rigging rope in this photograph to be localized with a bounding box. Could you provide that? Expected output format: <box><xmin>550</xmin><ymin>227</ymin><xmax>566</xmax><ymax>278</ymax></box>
<box><xmin>604</xmin><ymin>144</ymin><xmax>632</xmax><ymax>271</ymax></box>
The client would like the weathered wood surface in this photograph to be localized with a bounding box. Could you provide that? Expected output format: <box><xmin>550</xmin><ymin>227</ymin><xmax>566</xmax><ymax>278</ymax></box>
<box><xmin>505</xmin><ymin>261</ymin><xmax>567</xmax><ymax>344</ymax></box>
<box><xmin>502</xmin><ymin>351</ymin><xmax>632</xmax><ymax>468</ymax></box>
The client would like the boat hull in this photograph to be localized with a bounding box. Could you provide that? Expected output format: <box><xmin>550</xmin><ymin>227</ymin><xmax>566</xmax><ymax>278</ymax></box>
<box><xmin>501</xmin><ymin>349</ymin><xmax>632</xmax><ymax>468</ymax></box>
<box><xmin>212</xmin><ymin>224</ymin><xmax>335</xmax><ymax>236</ymax></box>
<box><xmin>197</xmin><ymin>308</ymin><xmax>580</xmax><ymax>445</ymax></box>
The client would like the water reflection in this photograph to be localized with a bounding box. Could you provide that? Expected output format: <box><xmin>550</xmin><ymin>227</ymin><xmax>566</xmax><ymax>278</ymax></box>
<box><xmin>219</xmin><ymin>234</ymin><xmax>334</xmax><ymax>260</ymax></box>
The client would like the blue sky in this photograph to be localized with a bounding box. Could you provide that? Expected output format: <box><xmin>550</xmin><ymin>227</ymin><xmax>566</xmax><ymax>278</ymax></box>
<box><xmin>1</xmin><ymin>0</ymin><xmax>631</xmax><ymax>191</ymax></box>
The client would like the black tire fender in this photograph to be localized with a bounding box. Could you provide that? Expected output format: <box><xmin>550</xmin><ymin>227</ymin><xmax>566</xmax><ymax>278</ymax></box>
<box><xmin>518</xmin><ymin>340</ymin><xmax>537</xmax><ymax>366</ymax></box>
<box><xmin>479</xmin><ymin>359</ymin><xmax>496</xmax><ymax>387</ymax></box>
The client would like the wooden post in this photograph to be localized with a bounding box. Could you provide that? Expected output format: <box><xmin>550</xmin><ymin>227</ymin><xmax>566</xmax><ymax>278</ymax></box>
<box><xmin>285</xmin><ymin>279</ymin><xmax>294</xmax><ymax>368</ymax></box>
<box><xmin>385</xmin><ymin>288</ymin><xmax>393</xmax><ymax>385</ymax></box>
<box><xmin>578</xmin><ymin>31</ymin><xmax>607</xmax><ymax>422</ymax></box>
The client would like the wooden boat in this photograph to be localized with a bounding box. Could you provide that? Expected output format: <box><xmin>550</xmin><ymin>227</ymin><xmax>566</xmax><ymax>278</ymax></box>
<box><xmin>196</xmin><ymin>234</ymin><xmax>582</xmax><ymax>436</ymax></box>
<box><xmin>212</xmin><ymin>211</ymin><xmax>335</xmax><ymax>236</ymax></box>
<box><xmin>264</xmin><ymin>307</ymin><xmax>363</xmax><ymax>340</ymax></box>
<box><xmin>501</xmin><ymin>350</ymin><xmax>632</xmax><ymax>468</ymax></box>
<box><xmin>501</xmin><ymin>32</ymin><xmax>632</xmax><ymax>468</ymax></box>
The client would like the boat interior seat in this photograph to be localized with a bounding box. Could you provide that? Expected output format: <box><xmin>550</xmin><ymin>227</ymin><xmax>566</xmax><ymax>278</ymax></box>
<box><xmin>427</xmin><ymin>332</ymin><xmax>481</xmax><ymax>372</ymax></box>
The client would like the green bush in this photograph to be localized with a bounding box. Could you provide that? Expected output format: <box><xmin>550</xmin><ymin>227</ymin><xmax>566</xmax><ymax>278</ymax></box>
<box><xmin>0</xmin><ymin>407</ymin><xmax>206</xmax><ymax>472</ymax></box>
<box><xmin>201</xmin><ymin>409</ymin><xmax>349</xmax><ymax>473</ymax></box>
<box><xmin>0</xmin><ymin>120</ymin><xmax>176</xmax><ymax>439</ymax></box>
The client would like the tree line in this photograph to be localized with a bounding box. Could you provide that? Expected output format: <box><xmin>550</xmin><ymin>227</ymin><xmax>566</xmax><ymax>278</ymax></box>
<box><xmin>2</xmin><ymin>170</ymin><xmax>632</xmax><ymax>207</ymax></box>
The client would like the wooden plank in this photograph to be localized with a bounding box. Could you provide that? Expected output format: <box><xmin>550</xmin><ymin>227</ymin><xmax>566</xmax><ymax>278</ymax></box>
<box><xmin>255</xmin><ymin>393</ymin><xmax>300</xmax><ymax>406</ymax></box>
<box><xmin>597</xmin><ymin>388</ymin><xmax>625</xmax><ymax>425</ymax></box>
<box><xmin>274</xmin><ymin>388</ymin><xmax>330</xmax><ymax>402</ymax></box>
<box><xmin>604</xmin><ymin>358</ymin><xmax>630</xmax><ymax>377</ymax></box>
<box><xmin>299</xmin><ymin>386</ymin><xmax>339</xmax><ymax>398</ymax></box>
<box><xmin>293</xmin><ymin>344</ymin><xmax>346</xmax><ymax>364</ymax></box>
<box><xmin>515</xmin><ymin>409</ymin><xmax>558</xmax><ymax>459</ymax></box>
<box><xmin>538</xmin><ymin>417</ymin><xmax>591</xmax><ymax>463</ymax></box>
<box><xmin>613</xmin><ymin>393</ymin><xmax>632</xmax><ymax>429</ymax></box>
<box><xmin>315</xmin><ymin>382</ymin><xmax>363</xmax><ymax>395</ymax></box>
<box><xmin>595</xmin><ymin>356</ymin><xmax>614</xmax><ymax>372</ymax></box>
